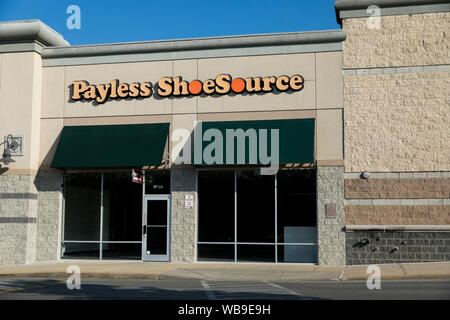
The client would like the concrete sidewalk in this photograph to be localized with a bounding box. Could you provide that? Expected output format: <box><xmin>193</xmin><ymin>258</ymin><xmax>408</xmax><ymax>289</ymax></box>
<box><xmin>0</xmin><ymin>260</ymin><xmax>448</xmax><ymax>282</ymax></box>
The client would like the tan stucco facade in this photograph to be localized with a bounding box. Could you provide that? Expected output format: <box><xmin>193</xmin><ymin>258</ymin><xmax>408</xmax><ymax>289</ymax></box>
<box><xmin>0</xmin><ymin>51</ymin><xmax>43</xmax><ymax>173</ymax></box>
<box><xmin>37</xmin><ymin>51</ymin><xmax>344</xmax><ymax>170</ymax></box>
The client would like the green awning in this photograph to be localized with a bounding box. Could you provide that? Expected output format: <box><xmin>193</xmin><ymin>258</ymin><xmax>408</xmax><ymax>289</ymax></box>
<box><xmin>193</xmin><ymin>118</ymin><xmax>314</xmax><ymax>165</ymax></box>
<box><xmin>51</xmin><ymin>123</ymin><xmax>170</xmax><ymax>168</ymax></box>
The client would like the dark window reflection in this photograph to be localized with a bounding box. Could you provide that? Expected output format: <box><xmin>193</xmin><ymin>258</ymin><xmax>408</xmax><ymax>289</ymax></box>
<box><xmin>63</xmin><ymin>173</ymin><xmax>101</xmax><ymax>241</ymax></box>
<box><xmin>102</xmin><ymin>243</ymin><xmax>141</xmax><ymax>260</ymax></box>
<box><xmin>62</xmin><ymin>242</ymin><xmax>99</xmax><ymax>259</ymax></box>
<box><xmin>237</xmin><ymin>245</ymin><xmax>275</xmax><ymax>263</ymax></box>
<box><xmin>146</xmin><ymin>227</ymin><xmax>167</xmax><ymax>255</ymax></box>
<box><xmin>103</xmin><ymin>172</ymin><xmax>142</xmax><ymax>241</ymax></box>
<box><xmin>277</xmin><ymin>169</ymin><xmax>317</xmax><ymax>243</ymax></box>
<box><xmin>237</xmin><ymin>170</ymin><xmax>275</xmax><ymax>243</ymax></box>
<box><xmin>198</xmin><ymin>244</ymin><xmax>234</xmax><ymax>262</ymax></box>
<box><xmin>198</xmin><ymin>170</ymin><xmax>235</xmax><ymax>242</ymax></box>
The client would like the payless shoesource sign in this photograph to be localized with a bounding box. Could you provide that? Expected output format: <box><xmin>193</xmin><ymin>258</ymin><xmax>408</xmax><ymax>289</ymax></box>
<box><xmin>70</xmin><ymin>74</ymin><xmax>304</xmax><ymax>104</ymax></box>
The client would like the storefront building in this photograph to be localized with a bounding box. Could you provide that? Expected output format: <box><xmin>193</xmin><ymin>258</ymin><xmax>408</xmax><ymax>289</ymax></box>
<box><xmin>0</xmin><ymin>0</ymin><xmax>449</xmax><ymax>266</ymax></box>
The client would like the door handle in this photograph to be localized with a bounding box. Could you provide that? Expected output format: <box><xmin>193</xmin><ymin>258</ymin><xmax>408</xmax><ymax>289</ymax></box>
<box><xmin>143</xmin><ymin>225</ymin><xmax>147</xmax><ymax>235</ymax></box>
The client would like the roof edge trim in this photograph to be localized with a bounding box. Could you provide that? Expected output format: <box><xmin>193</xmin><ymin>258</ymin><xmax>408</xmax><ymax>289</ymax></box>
<box><xmin>42</xmin><ymin>29</ymin><xmax>346</xmax><ymax>59</ymax></box>
<box><xmin>0</xmin><ymin>20</ymin><xmax>69</xmax><ymax>47</ymax></box>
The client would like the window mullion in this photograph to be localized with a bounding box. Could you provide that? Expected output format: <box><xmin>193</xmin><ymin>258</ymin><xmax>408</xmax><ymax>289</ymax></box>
<box><xmin>99</xmin><ymin>172</ymin><xmax>104</xmax><ymax>260</ymax></box>
<box><xmin>234</xmin><ymin>170</ymin><xmax>237</xmax><ymax>262</ymax></box>
<box><xmin>275</xmin><ymin>172</ymin><xmax>278</xmax><ymax>263</ymax></box>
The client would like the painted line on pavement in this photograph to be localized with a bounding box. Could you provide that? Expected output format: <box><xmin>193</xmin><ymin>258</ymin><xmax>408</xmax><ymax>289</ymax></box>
<box><xmin>265</xmin><ymin>281</ymin><xmax>306</xmax><ymax>299</ymax></box>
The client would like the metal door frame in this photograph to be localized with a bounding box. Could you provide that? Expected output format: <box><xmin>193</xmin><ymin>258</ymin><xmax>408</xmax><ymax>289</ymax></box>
<box><xmin>142</xmin><ymin>194</ymin><xmax>171</xmax><ymax>261</ymax></box>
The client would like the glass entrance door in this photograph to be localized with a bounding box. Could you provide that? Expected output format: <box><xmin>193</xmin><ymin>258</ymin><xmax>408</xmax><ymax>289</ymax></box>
<box><xmin>142</xmin><ymin>195</ymin><xmax>170</xmax><ymax>261</ymax></box>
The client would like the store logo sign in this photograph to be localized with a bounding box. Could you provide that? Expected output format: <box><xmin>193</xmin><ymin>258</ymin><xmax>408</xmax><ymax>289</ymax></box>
<box><xmin>70</xmin><ymin>74</ymin><xmax>304</xmax><ymax>104</ymax></box>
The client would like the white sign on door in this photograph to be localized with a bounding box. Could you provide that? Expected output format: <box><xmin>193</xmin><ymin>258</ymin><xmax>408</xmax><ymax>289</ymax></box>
<box><xmin>184</xmin><ymin>194</ymin><xmax>194</xmax><ymax>209</ymax></box>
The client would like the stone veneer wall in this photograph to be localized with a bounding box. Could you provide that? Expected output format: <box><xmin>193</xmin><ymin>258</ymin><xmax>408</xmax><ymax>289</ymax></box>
<box><xmin>342</xmin><ymin>13</ymin><xmax>450</xmax><ymax>69</ymax></box>
<box><xmin>344</xmin><ymin>172</ymin><xmax>450</xmax><ymax>264</ymax></box>
<box><xmin>345</xmin><ymin>177</ymin><xmax>450</xmax><ymax>199</ymax></box>
<box><xmin>345</xmin><ymin>174</ymin><xmax>450</xmax><ymax>226</ymax></box>
<box><xmin>317</xmin><ymin>166</ymin><xmax>345</xmax><ymax>265</ymax></box>
<box><xmin>35</xmin><ymin>170</ymin><xmax>63</xmax><ymax>262</ymax></box>
<box><xmin>0</xmin><ymin>174</ymin><xmax>38</xmax><ymax>266</ymax></box>
<box><xmin>342</xmin><ymin>13</ymin><xmax>450</xmax><ymax>173</ymax></box>
<box><xmin>346</xmin><ymin>231</ymin><xmax>450</xmax><ymax>265</ymax></box>
<box><xmin>343</xmin><ymin>70</ymin><xmax>450</xmax><ymax>173</ymax></box>
<box><xmin>346</xmin><ymin>205</ymin><xmax>450</xmax><ymax>225</ymax></box>
<box><xmin>342</xmin><ymin>11</ymin><xmax>450</xmax><ymax>265</ymax></box>
<box><xmin>170</xmin><ymin>167</ymin><xmax>197</xmax><ymax>262</ymax></box>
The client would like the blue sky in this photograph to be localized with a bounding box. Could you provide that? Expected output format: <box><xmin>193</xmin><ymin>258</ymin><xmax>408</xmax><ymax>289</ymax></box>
<box><xmin>0</xmin><ymin>0</ymin><xmax>340</xmax><ymax>45</ymax></box>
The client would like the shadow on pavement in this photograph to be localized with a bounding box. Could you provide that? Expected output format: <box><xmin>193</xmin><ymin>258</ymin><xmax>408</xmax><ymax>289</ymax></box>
<box><xmin>0</xmin><ymin>279</ymin><xmax>327</xmax><ymax>300</ymax></box>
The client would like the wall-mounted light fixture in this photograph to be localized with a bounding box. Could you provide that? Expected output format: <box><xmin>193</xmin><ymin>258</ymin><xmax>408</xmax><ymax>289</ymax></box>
<box><xmin>362</xmin><ymin>171</ymin><xmax>370</xmax><ymax>179</ymax></box>
<box><xmin>390</xmin><ymin>246</ymin><xmax>399</xmax><ymax>254</ymax></box>
<box><xmin>360</xmin><ymin>237</ymin><xmax>370</xmax><ymax>245</ymax></box>
<box><xmin>0</xmin><ymin>134</ymin><xmax>23</xmax><ymax>164</ymax></box>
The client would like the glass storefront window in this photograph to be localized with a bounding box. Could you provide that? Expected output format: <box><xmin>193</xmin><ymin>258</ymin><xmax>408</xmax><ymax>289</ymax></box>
<box><xmin>236</xmin><ymin>170</ymin><xmax>275</xmax><ymax>243</ymax></box>
<box><xmin>62</xmin><ymin>171</ymin><xmax>144</xmax><ymax>261</ymax></box>
<box><xmin>277</xmin><ymin>169</ymin><xmax>317</xmax><ymax>243</ymax></box>
<box><xmin>102</xmin><ymin>243</ymin><xmax>141</xmax><ymax>260</ymax></box>
<box><xmin>103</xmin><ymin>172</ymin><xmax>142</xmax><ymax>241</ymax></box>
<box><xmin>62</xmin><ymin>168</ymin><xmax>317</xmax><ymax>263</ymax></box>
<box><xmin>63</xmin><ymin>173</ymin><xmax>101</xmax><ymax>241</ymax></box>
<box><xmin>198</xmin><ymin>244</ymin><xmax>234</xmax><ymax>262</ymax></box>
<box><xmin>198</xmin><ymin>170</ymin><xmax>235</xmax><ymax>242</ymax></box>
<box><xmin>197</xmin><ymin>168</ymin><xmax>317</xmax><ymax>263</ymax></box>
<box><xmin>237</xmin><ymin>244</ymin><xmax>275</xmax><ymax>263</ymax></box>
<box><xmin>277</xmin><ymin>245</ymin><xmax>317</xmax><ymax>263</ymax></box>
<box><xmin>62</xmin><ymin>243</ymin><xmax>100</xmax><ymax>260</ymax></box>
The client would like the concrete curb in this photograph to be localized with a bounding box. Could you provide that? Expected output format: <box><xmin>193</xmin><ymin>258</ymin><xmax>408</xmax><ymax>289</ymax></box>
<box><xmin>0</xmin><ymin>273</ymin><xmax>161</xmax><ymax>280</ymax></box>
<box><xmin>341</xmin><ymin>274</ymin><xmax>450</xmax><ymax>281</ymax></box>
<box><xmin>0</xmin><ymin>261</ymin><xmax>448</xmax><ymax>282</ymax></box>
<box><xmin>0</xmin><ymin>272</ymin><xmax>342</xmax><ymax>282</ymax></box>
<box><xmin>0</xmin><ymin>271</ymin><xmax>448</xmax><ymax>282</ymax></box>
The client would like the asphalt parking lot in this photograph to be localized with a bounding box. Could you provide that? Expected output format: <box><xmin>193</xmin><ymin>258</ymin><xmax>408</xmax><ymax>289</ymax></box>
<box><xmin>0</xmin><ymin>278</ymin><xmax>448</xmax><ymax>300</ymax></box>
